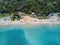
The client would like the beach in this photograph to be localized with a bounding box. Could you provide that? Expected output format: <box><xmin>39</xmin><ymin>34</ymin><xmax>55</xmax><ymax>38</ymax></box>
<box><xmin>0</xmin><ymin>16</ymin><xmax>60</xmax><ymax>26</ymax></box>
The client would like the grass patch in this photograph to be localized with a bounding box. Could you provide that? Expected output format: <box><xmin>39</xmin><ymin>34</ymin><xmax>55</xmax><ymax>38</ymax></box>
<box><xmin>0</xmin><ymin>13</ymin><xmax>11</xmax><ymax>18</ymax></box>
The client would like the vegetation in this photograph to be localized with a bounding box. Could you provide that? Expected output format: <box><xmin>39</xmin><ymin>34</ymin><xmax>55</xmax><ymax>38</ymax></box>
<box><xmin>38</xmin><ymin>16</ymin><xmax>44</xmax><ymax>19</ymax></box>
<box><xmin>11</xmin><ymin>16</ymin><xmax>15</xmax><ymax>21</ymax></box>
<box><xmin>0</xmin><ymin>0</ymin><xmax>60</xmax><ymax>18</ymax></box>
<box><xmin>22</xmin><ymin>0</ymin><xmax>60</xmax><ymax>16</ymax></box>
<box><xmin>17</xmin><ymin>16</ymin><xmax>21</xmax><ymax>21</ymax></box>
<box><xmin>38</xmin><ymin>16</ymin><xmax>48</xmax><ymax>19</ymax></box>
<box><xmin>58</xmin><ymin>14</ymin><xmax>60</xmax><ymax>17</ymax></box>
<box><xmin>11</xmin><ymin>14</ymin><xmax>21</xmax><ymax>21</ymax></box>
<box><xmin>0</xmin><ymin>13</ymin><xmax>11</xmax><ymax>18</ymax></box>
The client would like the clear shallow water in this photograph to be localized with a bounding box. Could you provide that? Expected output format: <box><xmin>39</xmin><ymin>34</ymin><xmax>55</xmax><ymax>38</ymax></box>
<box><xmin>0</xmin><ymin>25</ymin><xmax>60</xmax><ymax>45</ymax></box>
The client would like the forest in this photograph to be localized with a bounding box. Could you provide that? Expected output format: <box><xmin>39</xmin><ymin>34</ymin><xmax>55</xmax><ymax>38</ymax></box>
<box><xmin>0</xmin><ymin>0</ymin><xmax>60</xmax><ymax>16</ymax></box>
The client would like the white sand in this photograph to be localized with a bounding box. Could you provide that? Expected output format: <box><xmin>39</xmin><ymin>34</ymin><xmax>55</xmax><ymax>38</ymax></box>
<box><xmin>0</xmin><ymin>16</ymin><xmax>60</xmax><ymax>26</ymax></box>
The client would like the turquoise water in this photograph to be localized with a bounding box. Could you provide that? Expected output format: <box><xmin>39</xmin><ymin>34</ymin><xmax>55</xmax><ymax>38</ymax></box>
<box><xmin>0</xmin><ymin>25</ymin><xmax>60</xmax><ymax>45</ymax></box>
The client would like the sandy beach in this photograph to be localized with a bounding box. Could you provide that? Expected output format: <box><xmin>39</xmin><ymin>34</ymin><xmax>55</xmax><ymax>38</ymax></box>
<box><xmin>0</xmin><ymin>16</ymin><xmax>60</xmax><ymax>26</ymax></box>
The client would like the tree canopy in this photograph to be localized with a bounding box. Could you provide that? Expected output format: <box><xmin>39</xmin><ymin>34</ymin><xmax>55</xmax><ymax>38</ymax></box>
<box><xmin>0</xmin><ymin>0</ymin><xmax>60</xmax><ymax>16</ymax></box>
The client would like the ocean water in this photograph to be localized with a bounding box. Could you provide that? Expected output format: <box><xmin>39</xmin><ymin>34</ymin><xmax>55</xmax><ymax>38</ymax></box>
<box><xmin>0</xmin><ymin>25</ymin><xmax>60</xmax><ymax>45</ymax></box>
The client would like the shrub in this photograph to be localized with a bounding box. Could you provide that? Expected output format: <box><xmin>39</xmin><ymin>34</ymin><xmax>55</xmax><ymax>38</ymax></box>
<box><xmin>58</xmin><ymin>14</ymin><xmax>60</xmax><ymax>17</ymax></box>
<box><xmin>11</xmin><ymin>17</ymin><xmax>15</xmax><ymax>21</ymax></box>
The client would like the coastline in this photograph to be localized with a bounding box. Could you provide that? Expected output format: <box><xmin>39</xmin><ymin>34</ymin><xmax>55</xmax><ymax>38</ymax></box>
<box><xmin>0</xmin><ymin>16</ymin><xmax>60</xmax><ymax>26</ymax></box>
<box><xmin>0</xmin><ymin>19</ymin><xmax>60</xmax><ymax>27</ymax></box>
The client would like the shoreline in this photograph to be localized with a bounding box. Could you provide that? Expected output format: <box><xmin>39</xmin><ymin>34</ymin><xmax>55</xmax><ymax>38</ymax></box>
<box><xmin>0</xmin><ymin>19</ymin><xmax>60</xmax><ymax>27</ymax></box>
<box><xmin>0</xmin><ymin>16</ymin><xmax>60</xmax><ymax>26</ymax></box>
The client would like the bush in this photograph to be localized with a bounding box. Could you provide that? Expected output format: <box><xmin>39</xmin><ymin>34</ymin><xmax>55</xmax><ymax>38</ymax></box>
<box><xmin>17</xmin><ymin>16</ymin><xmax>21</xmax><ymax>21</ymax></box>
<box><xmin>17</xmin><ymin>17</ymin><xmax>20</xmax><ymax>21</ymax></box>
<box><xmin>58</xmin><ymin>14</ymin><xmax>60</xmax><ymax>17</ymax></box>
<box><xmin>11</xmin><ymin>17</ymin><xmax>15</xmax><ymax>21</ymax></box>
<box><xmin>38</xmin><ymin>16</ymin><xmax>44</xmax><ymax>19</ymax></box>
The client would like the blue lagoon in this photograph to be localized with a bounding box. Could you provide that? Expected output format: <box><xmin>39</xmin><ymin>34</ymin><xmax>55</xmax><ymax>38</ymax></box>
<box><xmin>0</xmin><ymin>25</ymin><xmax>60</xmax><ymax>45</ymax></box>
